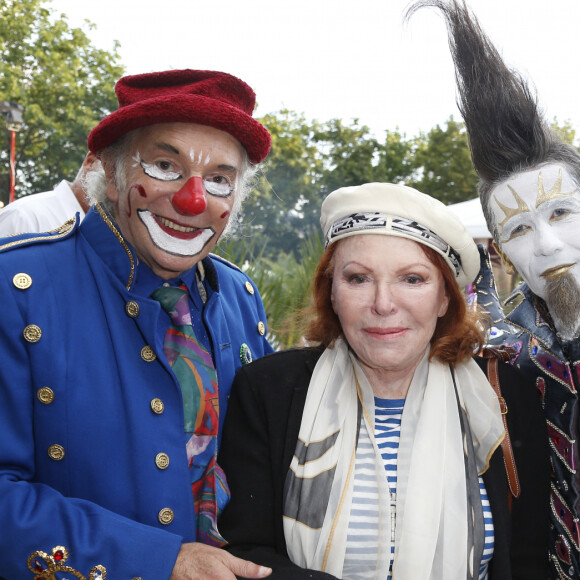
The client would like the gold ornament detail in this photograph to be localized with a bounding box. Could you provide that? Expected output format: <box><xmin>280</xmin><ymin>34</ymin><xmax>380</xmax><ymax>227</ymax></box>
<box><xmin>150</xmin><ymin>398</ymin><xmax>164</xmax><ymax>414</ymax></box>
<box><xmin>158</xmin><ymin>507</ymin><xmax>175</xmax><ymax>524</ymax></box>
<box><xmin>492</xmin><ymin>242</ymin><xmax>516</xmax><ymax>275</ymax></box>
<box><xmin>23</xmin><ymin>324</ymin><xmax>42</xmax><ymax>343</ymax></box>
<box><xmin>37</xmin><ymin>387</ymin><xmax>55</xmax><ymax>404</ymax></box>
<box><xmin>499</xmin><ymin>252</ymin><xmax>516</xmax><ymax>275</ymax></box>
<box><xmin>140</xmin><ymin>345</ymin><xmax>157</xmax><ymax>362</ymax></box>
<box><xmin>495</xmin><ymin>187</ymin><xmax>531</xmax><ymax>227</ymax></box>
<box><xmin>536</xmin><ymin>168</ymin><xmax>574</xmax><ymax>208</ymax></box>
<box><xmin>27</xmin><ymin>545</ymin><xmax>107</xmax><ymax>579</ymax></box>
<box><xmin>125</xmin><ymin>300</ymin><xmax>140</xmax><ymax>318</ymax></box>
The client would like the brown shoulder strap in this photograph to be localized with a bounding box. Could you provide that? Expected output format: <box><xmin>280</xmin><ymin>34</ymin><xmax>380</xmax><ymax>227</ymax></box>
<box><xmin>485</xmin><ymin>354</ymin><xmax>521</xmax><ymax>509</ymax></box>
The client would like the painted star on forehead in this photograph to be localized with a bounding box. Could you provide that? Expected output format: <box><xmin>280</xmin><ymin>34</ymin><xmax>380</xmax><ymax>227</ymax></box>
<box><xmin>536</xmin><ymin>168</ymin><xmax>575</xmax><ymax>207</ymax></box>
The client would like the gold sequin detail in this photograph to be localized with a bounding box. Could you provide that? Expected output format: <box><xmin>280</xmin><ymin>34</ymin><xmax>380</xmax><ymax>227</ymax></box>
<box><xmin>245</xmin><ymin>281</ymin><xmax>255</xmax><ymax>295</ymax></box>
<box><xmin>257</xmin><ymin>321</ymin><xmax>266</xmax><ymax>336</ymax></box>
<box><xmin>27</xmin><ymin>544</ymin><xmax>107</xmax><ymax>579</ymax></box>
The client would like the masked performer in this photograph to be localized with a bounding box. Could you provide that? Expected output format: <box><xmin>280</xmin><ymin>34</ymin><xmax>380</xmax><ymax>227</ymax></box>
<box><xmin>406</xmin><ymin>1</ymin><xmax>580</xmax><ymax>577</ymax></box>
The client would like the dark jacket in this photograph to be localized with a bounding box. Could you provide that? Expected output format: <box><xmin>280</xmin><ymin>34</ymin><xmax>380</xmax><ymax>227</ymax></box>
<box><xmin>219</xmin><ymin>347</ymin><xmax>550</xmax><ymax>580</ymax></box>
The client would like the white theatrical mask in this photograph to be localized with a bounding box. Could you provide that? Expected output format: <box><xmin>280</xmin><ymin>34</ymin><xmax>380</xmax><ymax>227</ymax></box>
<box><xmin>490</xmin><ymin>164</ymin><xmax>580</xmax><ymax>301</ymax></box>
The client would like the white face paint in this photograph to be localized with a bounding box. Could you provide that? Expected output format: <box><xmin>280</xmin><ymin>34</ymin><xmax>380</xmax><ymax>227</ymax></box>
<box><xmin>105</xmin><ymin>122</ymin><xmax>244</xmax><ymax>280</ymax></box>
<box><xmin>138</xmin><ymin>209</ymin><xmax>215</xmax><ymax>257</ymax></box>
<box><xmin>140</xmin><ymin>150</ymin><xmax>233</xmax><ymax>196</ymax></box>
<box><xmin>140</xmin><ymin>159</ymin><xmax>181</xmax><ymax>181</ymax></box>
<box><xmin>490</xmin><ymin>164</ymin><xmax>580</xmax><ymax>299</ymax></box>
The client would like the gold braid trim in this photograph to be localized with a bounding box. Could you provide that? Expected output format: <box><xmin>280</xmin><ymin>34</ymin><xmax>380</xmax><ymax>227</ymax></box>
<box><xmin>0</xmin><ymin>219</ymin><xmax>76</xmax><ymax>251</ymax></box>
<box><xmin>95</xmin><ymin>203</ymin><xmax>135</xmax><ymax>290</ymax></box>
<box><xmin>27</xmin><ymin>545</ymin><xmax>106</xmax><ymax>579</ymax></box>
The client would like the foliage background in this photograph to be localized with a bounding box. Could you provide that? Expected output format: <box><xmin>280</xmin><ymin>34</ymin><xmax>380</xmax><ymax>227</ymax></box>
<box><xmin>2</xmin><ymin>0</ymin><xmax>578</xmax><ymax>348</ymax></box>
<box><xmin>0</xmin><ymin>0</ymin><xmax>123</xmax><ymax>198</ymax></box>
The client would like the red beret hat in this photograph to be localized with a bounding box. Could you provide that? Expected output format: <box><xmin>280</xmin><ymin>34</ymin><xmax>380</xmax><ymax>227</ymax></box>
<box><xmin>87</xmin><ymin>69</ymin><xmax>271</xmax><ymax>164</ymax></box>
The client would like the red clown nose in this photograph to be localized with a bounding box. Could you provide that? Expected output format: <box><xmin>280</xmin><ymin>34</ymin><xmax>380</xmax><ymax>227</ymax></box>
<box><xmin>172</xmin><ymin>176</ymin><xmax>207</xmax><ymax>215</ymax></box>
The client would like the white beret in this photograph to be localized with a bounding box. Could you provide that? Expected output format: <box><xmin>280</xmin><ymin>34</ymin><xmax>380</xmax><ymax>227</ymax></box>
<box><xmin>320</xmin><ymin>182</ymin><xmax>480</xmax><ymax>287</ymax></box>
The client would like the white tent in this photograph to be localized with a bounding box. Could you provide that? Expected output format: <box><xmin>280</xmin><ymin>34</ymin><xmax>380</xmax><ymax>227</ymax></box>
<box><xmin>447</xmin><ymin>198</ymin><xmax>491</xmax><ymax>239</ymax></box>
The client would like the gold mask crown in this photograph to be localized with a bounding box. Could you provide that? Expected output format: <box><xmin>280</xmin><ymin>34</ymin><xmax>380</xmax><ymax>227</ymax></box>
<box><xmin>495</xmin><ymin>168</ymin><xmax>573</xmax><ymax>227</ymax></box>
<box><xmin>28</xmin><ymin>546</ymin><xmax>107</xmax><ymax>580</ymax></box>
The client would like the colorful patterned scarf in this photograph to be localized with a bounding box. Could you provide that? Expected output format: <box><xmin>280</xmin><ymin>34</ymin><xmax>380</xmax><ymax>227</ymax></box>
<box><xmin>152</xmin><ymin>284</ymin><xmax>229</xmax><ymax>546</ymax></box>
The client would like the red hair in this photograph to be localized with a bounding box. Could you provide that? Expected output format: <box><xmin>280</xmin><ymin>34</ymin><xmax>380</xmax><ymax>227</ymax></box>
<box><xmin>304</xmin><ymin>240</ymin><xmax>484</xmax><ymax>367</ymax></box>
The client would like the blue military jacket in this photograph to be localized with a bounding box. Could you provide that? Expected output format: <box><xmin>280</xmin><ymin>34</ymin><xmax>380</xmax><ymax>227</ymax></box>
<box><xmin>0</xmin><ymin>205</ymin><xmax>272</xmax><ymax>580</ymax></box>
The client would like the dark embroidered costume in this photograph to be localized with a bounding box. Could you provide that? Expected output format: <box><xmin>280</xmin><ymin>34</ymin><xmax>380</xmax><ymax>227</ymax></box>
<box><xmin>477</xmin><ymin>249</ymin><xmax>580</xmax><ymax>578</ymax></box>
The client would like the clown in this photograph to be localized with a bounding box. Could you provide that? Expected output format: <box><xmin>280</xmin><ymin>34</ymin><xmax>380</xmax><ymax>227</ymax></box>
<box><xmin>406</xmin><ymin>1</ymin><xmax>580</xmax><ymax>577</ymax></box>
<box><xmin>0</xmin><ymin>70</ymin><xmax>274</xmax><ymax>580</ymax></box>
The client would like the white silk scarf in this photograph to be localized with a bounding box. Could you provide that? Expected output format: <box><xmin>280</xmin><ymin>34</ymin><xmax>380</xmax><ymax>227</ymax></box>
<box><xmin>283</xmin><ymin>339</ymin><xmax>504</xmax><ymax>579</ymax></box>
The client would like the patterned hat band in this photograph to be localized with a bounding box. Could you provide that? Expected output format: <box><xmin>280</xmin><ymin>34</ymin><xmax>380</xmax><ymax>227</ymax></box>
<box><xmin>326</xmin><ymin>212</ymin><xmax>462</xmax><ymax>278</ymax></box>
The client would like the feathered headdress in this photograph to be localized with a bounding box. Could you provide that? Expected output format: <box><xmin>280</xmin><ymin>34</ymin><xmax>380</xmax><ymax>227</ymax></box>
<box><xmin>405</xmin><ymin>0</ymin><xmax>580</xmax><ymax>242</ymax></box>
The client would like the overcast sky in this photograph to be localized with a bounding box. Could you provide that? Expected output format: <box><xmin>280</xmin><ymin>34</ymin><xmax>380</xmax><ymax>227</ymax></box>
<box><xmin>48</xmin><ymin>0</ymin><xmax>580</xmax><ymax>139</ymax></box>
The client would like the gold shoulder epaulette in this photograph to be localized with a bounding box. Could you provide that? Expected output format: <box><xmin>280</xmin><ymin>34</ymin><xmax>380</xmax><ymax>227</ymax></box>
<box><xmin>0</xmin><ymin>218</ymin><xmax>76</xmax><ymax>253</ymax></box>
<box><xmin>27</xmin><ymin>545</ymin><xmax>106</xmax><ymax>579</ymax></box>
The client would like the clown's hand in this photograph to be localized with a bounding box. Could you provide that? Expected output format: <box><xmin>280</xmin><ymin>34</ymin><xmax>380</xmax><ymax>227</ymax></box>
<box><xmin>170</xmin><ymin>542</ymin><xmax>272</xmax><ymax>580</ymax></box>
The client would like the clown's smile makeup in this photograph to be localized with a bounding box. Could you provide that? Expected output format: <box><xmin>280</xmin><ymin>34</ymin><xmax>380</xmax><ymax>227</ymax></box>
<box><xmin>138</xmin><ymin>209</ymin><xmax>215</xmax><ymax>257</ymax></box>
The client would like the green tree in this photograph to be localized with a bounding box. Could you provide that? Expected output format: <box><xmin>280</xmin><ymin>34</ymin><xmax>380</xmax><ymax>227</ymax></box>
<box><xmin>313</xmin><ymin>118</ymin><xmax>381</xmax><ymax>196</ymax></box>
<box><xmin>237</xmin><ymin>109</ymin><xmax>324</xmax><ymax>258</ymax></box>
<box><xmin>411</xmin><ymin>116</ymin><xmax>478</xmax><ymax>204</ymax></box>
<box><xmin>315</xmin><ymin>121</ymin><xmax>416</xmax><ymax>196</ymax></box>
<box><xmin>237</xmin><ymin>112</ymin><xmax>417</xmax><ymax>260</ymax></box>
<box><xmin>215</xmin><ymin>230</ymin><xmax>324</xmax><ymax>349</ymax></box>
<box><xmin>551</xmin><ymin>117</ymin><xmax>578</xmax><ymax>147</ymax></box>
<box><xmin>0</xmin><ymin>0</ymin><xmax>124</xmax><ymax>203</ymax></box>
<box><xmin>376</xmin><ymin>129</ymin><xmax>418</xmax><ymax>184</ymax></box>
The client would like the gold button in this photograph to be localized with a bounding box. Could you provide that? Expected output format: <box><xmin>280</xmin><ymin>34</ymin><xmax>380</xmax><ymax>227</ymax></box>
<box><xmin>37</xmin><ymin>387</ymin><xmax>55</xmax><ymax>404</ymax></box>
<box><xmin>125</xmin><ymin>300</ymin><xmax>140</xmax><ymax>318</ymax></box>
<box><xmin>151</xmin><ymin>398</ymin><xmax>165</xmax><ymax>414</ymax></box>
<box><xmin>13</xmin><ymin>273</ymin><xmax>32</xmax><ymax>289</ymax></box>
<box><xmin>141</xmin><ymin>346</ymin><xmax>157</xmax><ymax>362</ymax></box>
<box><xmin>257</xmin><ymin>321</ymin><xmax>265</xmax><ymax>336</ymax></box>
<box><xmin>23</xmin><ymin>324</ymin><xmax>42</xmax><ymax>343</ymax></box>
<box><xmin>158</xmin><ymin>507</ymin><xmax>174</xmax><ymax>525</ymax></box>
<box><xmin>48</xmin><ymin>444</ymin><xmax>65</xmax><ymax>461</ymax></box>
<box><xmin>244</xmin><ymin>281</ymin><xmax>255</xmax><ymax>295</ymax></box>
<box><xmin>155</xmin><ymin>452</ymin><xmax>170</xmax><ymax>470</ymax></box>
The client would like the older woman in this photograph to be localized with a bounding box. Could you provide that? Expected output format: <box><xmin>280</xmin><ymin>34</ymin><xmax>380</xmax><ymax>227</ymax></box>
<box><xmin>218</xmin><ymin>183</ymin><xmax>549</xmax><ymax>580</ymax></box>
